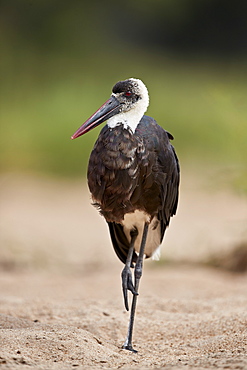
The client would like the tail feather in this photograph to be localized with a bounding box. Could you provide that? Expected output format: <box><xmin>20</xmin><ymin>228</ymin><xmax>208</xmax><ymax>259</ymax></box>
<box><xmin>107</xmin><ymin>222</ymin><xmax>138</xmax><ymax>265</ymax></box>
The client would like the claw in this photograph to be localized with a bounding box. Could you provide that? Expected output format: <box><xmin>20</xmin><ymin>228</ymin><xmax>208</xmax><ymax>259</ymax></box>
<box><xmin>121</xmin><ymin>266</ymin><xmax>138</xmax><ymax>311</ymax></box>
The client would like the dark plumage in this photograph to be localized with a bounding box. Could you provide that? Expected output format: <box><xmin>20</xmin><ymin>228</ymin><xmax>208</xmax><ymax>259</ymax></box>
<box><xmin>88</xmin><ymin>115</ymin><xmax>179</xmax><ymax>263</ymax></box>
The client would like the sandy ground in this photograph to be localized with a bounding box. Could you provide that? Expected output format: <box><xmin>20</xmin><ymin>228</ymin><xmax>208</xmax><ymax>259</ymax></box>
<box><xmin>0</xmin><ymin>173</ymin><xmax>247</xmax><ymax>369</ymax></box>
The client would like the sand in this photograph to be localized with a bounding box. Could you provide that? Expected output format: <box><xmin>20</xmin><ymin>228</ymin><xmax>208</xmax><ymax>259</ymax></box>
<box><xmin>0</xmin><ymin>173</ymin><xmax>246</xmax><ymax>369</ymax></box>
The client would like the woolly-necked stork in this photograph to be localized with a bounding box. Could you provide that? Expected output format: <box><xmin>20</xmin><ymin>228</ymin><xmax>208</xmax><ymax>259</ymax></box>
<box><xmin>71</xmin><ymin>78</ymin><xmax>180</xmax><ymax>352</ymax></box>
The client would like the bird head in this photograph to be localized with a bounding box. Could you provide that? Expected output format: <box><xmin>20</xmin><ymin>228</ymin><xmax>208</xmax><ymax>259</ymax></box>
<box><xmin>71</xmin><ymin>78</ymin><xmax>149</xmax><ymax>139</ymax></box>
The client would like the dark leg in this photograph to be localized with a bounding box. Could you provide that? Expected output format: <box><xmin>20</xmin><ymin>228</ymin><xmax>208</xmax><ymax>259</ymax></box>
<box><xmin>121</xmin><ymin>228</ymin><xmax>138</xmax><ymax>311</ymax></box>
<box><xmin>122</xmin><ymin>222</ymin><xmax>149</xmax><ymax>353</ymax></box>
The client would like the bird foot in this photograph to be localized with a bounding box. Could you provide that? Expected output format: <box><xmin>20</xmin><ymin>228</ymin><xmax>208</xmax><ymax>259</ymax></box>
<box><xmin>121</xmin><ymin>265</ymin><xmax>138</xmax><ymax>311</ymax></box>
<box><xmin>122</xmin><ymin>344</ymin><xmax>138</xmax><ymax>353</ymax></box>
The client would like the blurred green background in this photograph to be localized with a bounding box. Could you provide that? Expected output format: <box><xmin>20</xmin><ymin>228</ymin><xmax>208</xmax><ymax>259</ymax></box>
<box><xmin>1</xmin><ymin>0</ymin><xmax>247</xmax><ymax>192</ymax></box>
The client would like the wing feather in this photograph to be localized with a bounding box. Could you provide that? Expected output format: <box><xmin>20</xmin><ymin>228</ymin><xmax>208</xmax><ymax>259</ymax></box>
<box><xmin>99</xmin><ymin>115</ymin><xmax>180</xmax><ymax>264</ymax></box>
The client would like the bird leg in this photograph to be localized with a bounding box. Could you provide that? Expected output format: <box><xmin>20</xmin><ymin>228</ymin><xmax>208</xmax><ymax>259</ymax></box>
<box><xmin>122</xmin><ymin>222</ymin><xmax>149</xmax><ymax>353</ymax></box>
<box><xmin>121</xmin><ymin>228</ymin><xmax>138</xmax><ymax>311</ymax></box>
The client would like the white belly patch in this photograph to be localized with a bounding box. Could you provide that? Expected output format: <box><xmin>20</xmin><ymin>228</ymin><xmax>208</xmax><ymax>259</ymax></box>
<box><xmin>121</xmin><ymin>210</ymin><xmax>161</xmax><ymax>260</ymax></box>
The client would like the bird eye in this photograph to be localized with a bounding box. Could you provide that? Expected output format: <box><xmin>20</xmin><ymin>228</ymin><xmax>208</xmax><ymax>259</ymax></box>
<box><xmin>125</xmin><ymin>91</ymin><xmax>132</xmax><ymax>97</ymax></box>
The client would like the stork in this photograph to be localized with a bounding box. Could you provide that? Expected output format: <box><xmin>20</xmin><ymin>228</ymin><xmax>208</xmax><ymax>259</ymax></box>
<box><xmin>71</xmin><ymin>78</ymin><xmax>180</xmax><ymax>352</ymax></box>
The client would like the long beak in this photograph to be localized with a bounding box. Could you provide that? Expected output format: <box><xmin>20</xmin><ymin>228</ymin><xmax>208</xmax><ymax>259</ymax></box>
<box><xmin>71</xmin><ymin>95</ymin><xmax>122</xmax><ymax>139</ymax></box>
